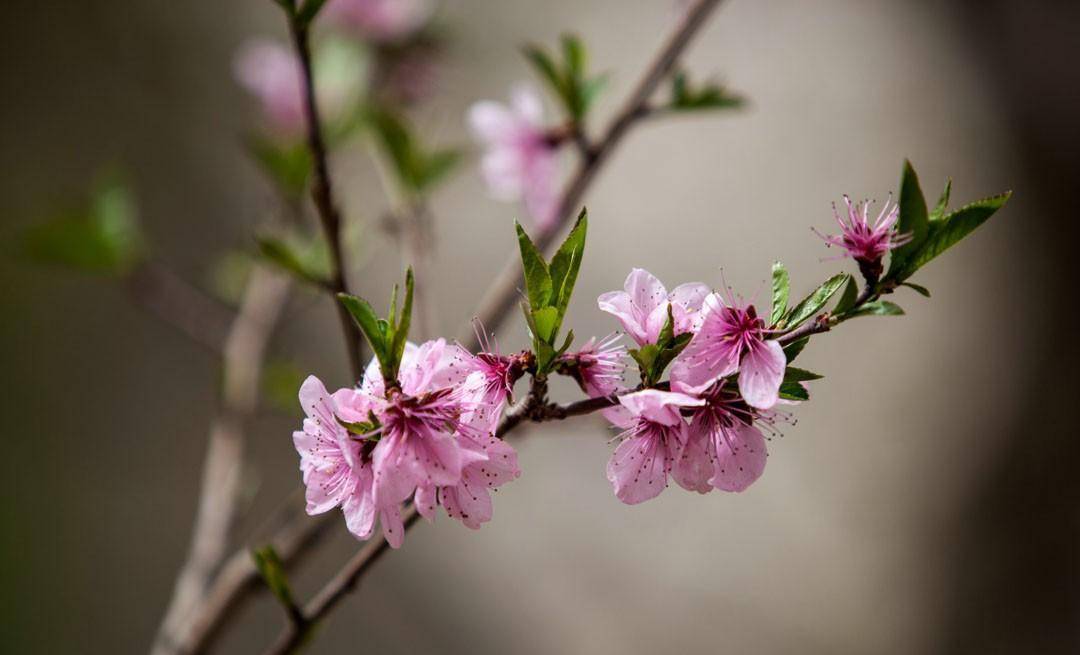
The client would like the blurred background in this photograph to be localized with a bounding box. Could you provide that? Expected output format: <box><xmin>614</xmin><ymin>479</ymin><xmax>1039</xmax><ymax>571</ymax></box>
<box><xmin>3</xmin><ymin>0</ymin><xmax>1077</xmax><ymax>653</ymax></box>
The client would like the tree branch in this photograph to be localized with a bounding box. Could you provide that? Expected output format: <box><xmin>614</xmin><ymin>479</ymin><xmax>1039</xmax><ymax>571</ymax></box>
<box><xmin>151</xmin><ymin>265</ymin><xmax>291</xmax><ymax>655</ymax></box>
<box><xmin>290</xmin><ymin>20</ymin><xmax>365</xmax><ymax>380</ymax></box>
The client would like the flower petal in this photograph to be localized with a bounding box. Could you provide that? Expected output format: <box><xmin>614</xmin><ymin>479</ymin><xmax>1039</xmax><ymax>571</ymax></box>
<box><xmin>618</xmin><ymin>389</ymin><xmax>703</xmax><ymax>426</ymax></box>
<box><xmin>672</xmin><ymin>422</ymin><xmax>714</xmax><ymax>494</ymax></box>
<box><xmin>710</xmin><ymin>422</ymin><xmax>768</xmax><ymax>492</ymax></box>
<box><xmin>738</xmin><ymin>339</ymin><xmax>786</xmax><ymax>409</ymax></box>
<box><xmin>606</xmin><ymin>433</ymin><xmax>669</xmax><ymax>505</ymax></box>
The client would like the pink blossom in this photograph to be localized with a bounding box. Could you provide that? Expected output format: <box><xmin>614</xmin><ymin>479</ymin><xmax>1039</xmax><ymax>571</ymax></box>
<box><xmin>324</xmin><ymin>0</ymin><xmax>433</xmax><ymax>42</ymax></box>
<box><xmin>292</xmin><ymin>376</ymin><xmax>405</xmax><ymax>546</ymax></box>
<box><xmin>468</xmin><ymin>85</ymin><xmax>560</xmax><ymax>227</ymax></box>
<box><xmin>597</xmin><ymin>268</ymin><xmax>710</xmax><ymax>347</ymax></box>
<box><xmin>234</xmin><ymin>39</ymin><xmax>307</xmax><ymax>138</ymax></box>
<box><xmin>361</xmin><ymin>339</ymin><xmax>521</xmax><ymax>530</ymax></box>
<box><xmin>673</xmin><ymin>384</ymin><xmax>771</xmax><ymax>494</ymax></box>
<box><xmin>605</xmin><ymin>389</ymin><xmax>704</xmax><ymax>504</ymax></box>
<box><xmin>814</xmin><ymin>195</ymin><xmax>911</xmax><ymax>263</ymax></box>
<box><xmin>670</xmin><ymin>293</ymin><xmax>786</xmax><ymax>409</ymax></box>
<box><xmin>559</xmin><ymin>334</ymin><xmax>627</xmax><ymax>398</ymax></box>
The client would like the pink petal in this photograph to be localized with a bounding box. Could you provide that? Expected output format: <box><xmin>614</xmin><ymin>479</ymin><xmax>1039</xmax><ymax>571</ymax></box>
<box><xmin>709</xmin><ymin>422</ymin><xmax>768</xmax><ymax>492</ymax></box>
<box><xmin>606</xmin><ymin>433</ymin><xmax>670</xmax><ymax>505</ymax></box>
<box><xmin>341</xmin><ymin>468</ymin><xmax>377</xmax><ymax>539</ymax></box>
<box><xmin>510</xmin><ymin>84</ymin><xmax>544</xmax><ymax>125</ymax></box>
<box><xmin>468</xmin><ymin>101</ymin><xmax>518</xmax><ymax>144</ymax></box>
<box><xmin>414</xmin><ymin>483</ymin><xmax>438</xmax><ymax>521</ymax></box>
<box><xmin>618</xmin><ymin>389</ymin><xmax>703</xmax><ymax>426</ymax></box>
<box><xmin>441</xmin><ymin>470</ymin><xmax>494</xmax><ymax>530</ymax></box>
<box><xmin>672</xmin><ymin>423</ymin><xmax>714</xmax><ymax>494</ymax></box>
<box><xmin>597</xmin><ymin>290</ymin><xmax>649</xmax><ymax>345</ymax></box>
<box><xmin>737</xmin><ymin>339</ymin><xmax>786</xmax><ymax>410</ymax></box>
<box><xmin>380</xmin><ymin>505</ymin><xmax>405</xmax><ymax>548</ymax></box>
<box><xmin>668</xmin><ymin>282</ymin><xmax>711</xmax><ymax>333</ymax></box>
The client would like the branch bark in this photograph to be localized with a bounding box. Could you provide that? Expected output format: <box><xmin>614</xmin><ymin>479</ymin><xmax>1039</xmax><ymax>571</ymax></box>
<box><xmin>151</xmin><ymin>265</ymin><xmax>291</xmax><ymax>655</ymax></box>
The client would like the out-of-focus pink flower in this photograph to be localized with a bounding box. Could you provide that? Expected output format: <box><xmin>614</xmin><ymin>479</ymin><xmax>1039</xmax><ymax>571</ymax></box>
<box><xmin>605</xmin><ymin>389</ymin><xmax>704</xmax><ymax>504</ymax></box>
<box><xmin>673</xmin><ymin>384</ymin><xmax>771</xmax><ymax>494</ymax></box>
<box><xmin>597</xmin><ymin>268</ymin><xmax>710</xmax><ymax>347</ymax></box>
<box><xmin>324</xmin><ymin>0</ymin><xmax>433</xmax><ymax>42</ymax></box>
<box><xmin>814</xmin><ymin>195</ymin><xmax>911</xmax><ymax>263</ymax></box>
<box><xmin>468</xmin><ymin>85</ymin><xmax>560</xmax><ymax>227</ymax></box>
<box><xmin>292</xmin><ymin>376</ymin><xmax>405</xmax><ymax>546</ymax></box>
<box><xmin>234</xmin><ymin>39</ymin><xmax>306</xmax><ymax>138</ymax></box>
<box><xmin>560</xmin><ymin>334</ymin><xmax>627</xmax><ymax>398</ymax></box>
<box><xmin>670</xmin><ymin>293</ymin><xmax>786</xmax><ymax>409</ymax></box>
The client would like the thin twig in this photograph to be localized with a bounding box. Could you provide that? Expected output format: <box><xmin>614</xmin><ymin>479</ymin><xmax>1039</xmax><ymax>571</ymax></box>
<box><xmin>151</xmin><ymin>265</ymin><xmax>291</xmax><ymax>655</ymax></box>
<box><xmin>290</xmin><ymin>21</ymin><xmax>365</xmax><ymax>380</ymax></box>
<box><xmin>459</xmin><ymin>0</ymin><xmax>726</xmax><ymax>350</ymax></box>
<box><xmin>127</xmin><ymin>261</ymin><xmax>236</xmax><ymax>353</ymax></box>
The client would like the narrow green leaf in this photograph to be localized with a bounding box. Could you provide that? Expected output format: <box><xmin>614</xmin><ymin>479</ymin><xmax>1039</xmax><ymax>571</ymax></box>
<box><xmin>929</xmin><ymin>178</ymin><xmax>952</xmax><ymax>222</ymax></box>
<box><xmin>515</xmin><ymin>222</ymin><xmax>553</xmax><ymax>309</ymax></box>
<box><xmin>339</xmin><ymin>293</ymin><xmax>388</xmax><ymax>364</ymax></box>
<box><xmin>770</xmin><ymin>261</ymin><xmax>789</xmax><ymax>325</ymax></box>
<box><xmin>296</xmin><ymin>0</ymin><xmax>329</xmax><ymax>26</ymax></box>
<box><xmin>22</xmin><ymin>176</ymin><xmax>144</xmax><ymax>275</ymax></box>
<box><xmin>531</xmin><ymin>306</ymin><xmax>558</xmax><ymax>343</ymax></box>
<box><xmin>657</xmin><ymin>304</ymin><xmax>677</xmax><ymax>349</ymax></box>
<box><xmin>783</xmin><ymin>366</ymin><xmax>823</xmax><ymax>383</ymax></box>
<box><xmin>580</xmin><ymin>74</ymin><xmax>609</xmax><ymax>114</ymax></box>
<box><xmin>782</xmin><ymin>337</ymin><xmax>809</xmax><ymax>364</ymax></box>
<box><xmin>415</xmin><ymin>149</ymin><xmax>461</xmax><ymax>192</ymax></box>
<box><xmin>556</xmin><ymin>329</ymin><xmax>575</xmax><ymax>358</ymax></box>
<box><xmin>778</xmin><ymin>381</ymin><xmax>810</xmax><ymax>401</ymax></box>
<box><xmin>548</xmin><ymin>209</ymin><xmax>588</xmax><ymax>329</ymax></box>
<box><xmin>833</xmin><ymin>276</ymin><xmax>859</xmax><ymax>315</ymax></box>
<box><xmin>901</xmin><ymin>282</ymin><xmax>931</xmax><ymax>297</ymax></box>
<box><xmin>257</xmin><ymin>235</ymin><xmax>327</xmax><ymax>286</ymax></box>
<box><xmin>848</xmin><ymin>300</ymin><xmax>904</xmax><ymax>317</ymax></box>
<box><xmin>252</xmin><ymin>546</ymin><xmax>295</xmax><ymax>609</ymax></box>
<box><xmin>522</xmin><ymin>45</ymin><xmax>564</xmax><ymax>98</ymax></box>
<box><xmin>390</xmin><ymin>268</ymin><xmax>414</xmax><ymax>373</ymax></box>
<box><xmin>561</xmin><ymin>34</ymin><xmax>585</xmax><ymax>80</ymax></box>
<box><xmin>785</xmin><ymin>273</ymin><xmax>849</xmax><ymax>329</ymax></box>
<box><xmin>896</xmin><ymin>191</ymin><xmax>1012</xmax><ymax>279</ymax></box>
<box><xmin>887</xmin><ymin>159</ymin><xmax>929</xmax><ymax>278</ymax></box>
<box><xmin>247</xmin><ymin>137</ymin><xmax>312</xmax><ymax>198</ymax></box>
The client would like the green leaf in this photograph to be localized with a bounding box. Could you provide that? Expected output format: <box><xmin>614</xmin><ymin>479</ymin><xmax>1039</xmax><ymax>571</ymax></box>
<box><xmin>257</xmin><ymin>235</ymin><xmax>328</xmax><ymax>286</ymax></box>
<box><xmin>886</xmin><ymin>160</ymin><xmax>929</xmax><ymax>278</ymax></box>
<box><xmin>669</xmin><ymin>70</ymin><xmax>744</xmax><ymax>111</ymax></box>
<box><xmin>252</xmin><ymin>546</ymin><xmax>295</xmax><ymax>610</ymax></box>
<box><xmin>561</xmin><ymin>34</ymin><xmax>585</xmax><ymax>80</ymax></box>
<box><xmin>295</xmin><ymin>0</ymin><xmax>328</xmax><ymax>26</ymax></box>
<box><xmin>833</xmin><ymin>276</ymin><xmax>859</xmax><ymax>315</ymax></box>
<box><xmin>929</xmin><ymin>178</ymin><xmax>952</xmax><ymax>222</ymax></box>
<box><xmin>785</xmin><ymin>273</ymin><xmax>849</xmax><ymax>329</ymax></box>
<box><xmin>523</xmin><ymin>45</ymin><xmax>564</xmax><ymax>98</ymax></box>
<box><xmin>339</xmin><ymin>293</ymin><xmax>388</xmax><ymax>365</ymax></box>
<box><xmin>783</xmin><ymin>366</ymin><xmax>823</xmax><ymax>383</ymax></box>
<box><xmin>247</xmin><ymin>137</ymin><xmax>312</xmax><ymax>199</ymax></box>
<box><xmin>548</xmin><ymin>209</ymin><xmax>588</xmax><ymax>328</ymax></box>
<box><xmin>770</xmin><ymin>261</ymin><xmax>789</xmax><ymax>325</ymax></box>
<box><xmin>778</xmin><ymin>381</ymin><xmax>810</xmax><ymax>402</ymax></box>
<box><xmin>580</xmin><ymin>74</ymin><xmax>609</xmax><ymax>114</ymax></box>
<box><xmin>894</xmin><ymin>192</ymin><xmax>1011</xmax><ymax>280</ymax></box>
<box><xmin>782</xmin><ymin>337</ymin><xmax>809</xmax><ymax>363</ymax></box>
<box><xmin>848</xmin><ymin>300</ymin><xmax>904</xmax><ymax>317</ymax></box>
<box><xmin>516</xmin><ymin>222</ymin><xmax>552</xmax><ymax>309</ymax></box>
<box><xmin>657</xmin><ymin>304</ymin><xmax>677</xmax><ymax>349</ymax></box>
<box><xmin>390</xmin><ymin>268</ymin><xmax>414</xmax><ymax>372</ymax></box>
<box><xmin>531</xmin><ymin>306</ymin><xmax>558</xmax><ymax>343</ymax></box>
<box><xmin>262</xmin><ymin>360</ymin><xmax>306</xmax><ymax>416</ymax></box>
<box><xmin>415</xmin><ymin>148</ymin><xmax>462</xmax><ymax>192</ymax></box>
<box><xmin>901</xmin><ymin>282</ymin><xmax>931</xmax><ymax>297</ymax></box>
<box><xmin>22</xmin><ymin>175</ymin><xmax>144</xmax><ymax>275</ymax></box>
<box><xmin>629</xmin><ymin>345</ymin><xmax>659</xmax><ymax>376</ymax></box>
<box><xmin>651</xmin><ymin>332</ymin><xmax>692</xmax><ymax>381</ymax></box>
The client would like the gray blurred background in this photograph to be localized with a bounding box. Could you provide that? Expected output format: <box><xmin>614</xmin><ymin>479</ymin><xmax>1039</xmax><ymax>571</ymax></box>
<box><xmin>3</xmin><ymin>0</ymin><xmax>1077</xmax><ymax>653</ymax></box>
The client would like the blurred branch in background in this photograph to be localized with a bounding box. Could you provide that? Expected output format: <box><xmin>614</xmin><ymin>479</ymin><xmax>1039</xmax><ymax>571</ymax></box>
<box><xmin>151</xmin><ymin>266</ymin><xmax>291</xmax><ymax>655</ymax></box>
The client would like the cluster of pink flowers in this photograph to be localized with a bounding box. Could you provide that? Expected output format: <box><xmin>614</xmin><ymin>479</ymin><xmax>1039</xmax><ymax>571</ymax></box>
<box><xmin>597</xmin><ymin>268</ymin><xmax>789</xmax><ymax>503</ymax></box>
<box><xmin>293</xmin><ymin>339</ymin><xmax>521</xmax><ymax>547</ymax></box>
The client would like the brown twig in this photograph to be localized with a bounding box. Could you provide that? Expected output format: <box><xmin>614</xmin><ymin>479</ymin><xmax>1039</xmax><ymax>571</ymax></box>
<box><xmin>290</xmin><ymin>21</ymin><xmax>365</xmax><ymax>379</ymax></box>
<box><xmin>127</xmin><ymin>261</ymin><xmax>236</xmax><ymax>353</ymax></box>
<box><xmin>151</xmin><ymin>265</ymin><xmax>291</xmax><ymax>655</ymax></box>
<box><xmin>459</xmin><ymin>0</ymin><xmax>726</xmax><ymax>350</ymax></box>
